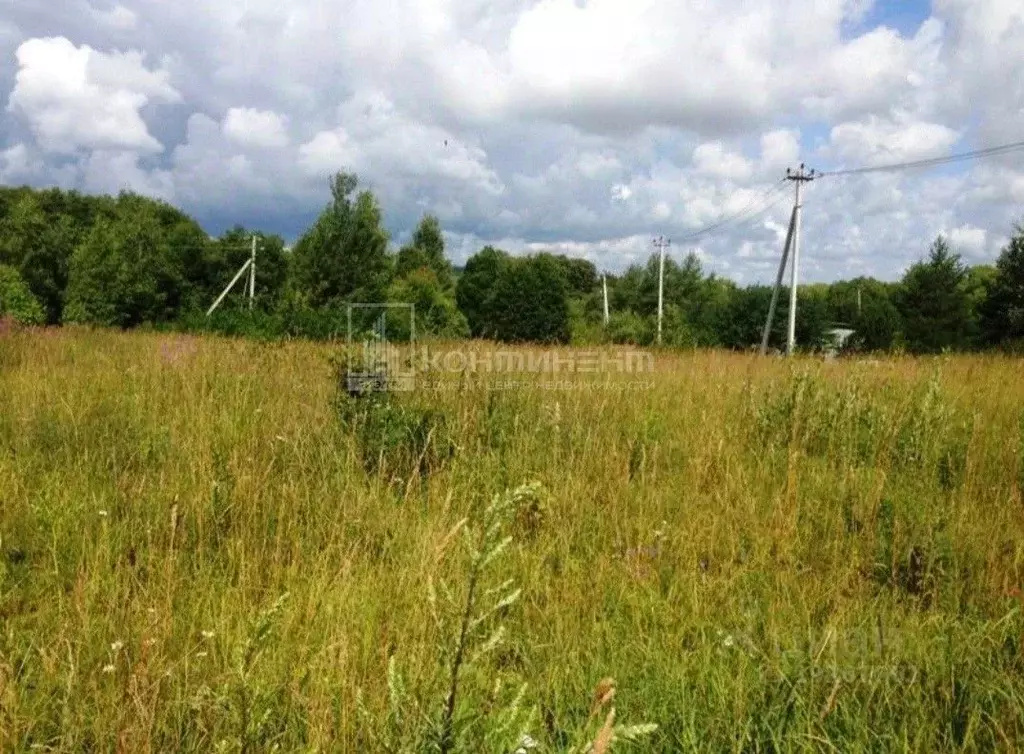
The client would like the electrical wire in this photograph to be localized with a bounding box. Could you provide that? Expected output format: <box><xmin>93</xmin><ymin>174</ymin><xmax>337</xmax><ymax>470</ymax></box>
<box><xmin>674</xmin><ymin>179</ymin><xmax>790</xmax><ymax>244</ymax></box>
<box><xmin>819</xmin><ymin>139</ymin><xmax>1024</xmax><ymax>177</ymax></box>
<box><xmin>143</xmin><ymin>243</ymin><xmax>269</xmax><ymax>251</ymax></box>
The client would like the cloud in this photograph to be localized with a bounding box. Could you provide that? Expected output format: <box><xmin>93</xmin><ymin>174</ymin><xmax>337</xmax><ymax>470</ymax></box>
<box><xmin>171</xmin><ymin>112</ymin><xmax>308</xmax><ymax>211</ymax></box>
<box><xmin>501</xmin><ymin>0</ymin><xmax>935</xmax><ymax>135</ymax></box>
<box><xmin>760</xmin><ymin>130</ymin><xmax>802</xmax><ymax>173</ymax></box>
<box><xmin>693</xmin><ymin>142</ymin><xmax>753</xmax><ymax>182</ymax></box>
<box><xmin>945</xmin><ymin>224</ymin><xmax>989</xmax><ymax>260</ymax></box>
<box><xmin>81</xmin><ymin>150</ymin><xmax>174</xmax><ymax>199</ymax></box>
<box><xmin>298</xmin><ymin>91</ymin><xmax>504</xmax><ymax>197</ymax></box>
<box><xmin>827</xmin><ymin>112</ymin><xmax>961</xmax><ymax>167</ymax></box>
<box><xmin>0</xmin><ymin>143</ymin><xmax>43</xmax><ymax>183</ymax></box>
<box><xmin>8</xmin><ymin>36</ymin><xmax>179</xmax><ymax>154</ymax></box>
<box><xmin>0</xmin><ymin>0</ymin><xmax>1022</xmax><ymax>283</ymax></box>
<box><xmin>89</xmin><ymin>4</ymin><xmax>138</xmax><ymax>31</ymax></box>
<box><xmin>222</xmin><ymin>107</ymin><xmax>289</xmax><ymax>149</ymax></box>
<box><xmin>577</xmin><ymin>152</ymin><xmax>622</xmax><ymax>180</ymax></box>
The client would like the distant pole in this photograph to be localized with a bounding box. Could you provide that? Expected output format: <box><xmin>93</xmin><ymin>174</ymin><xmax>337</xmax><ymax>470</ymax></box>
<box><xmin>653</xmin><ymin>236</ymin><xmax>670</xmax><ymax>345</ymax></box>
<box><xmin>785</xmin><ymin>165</ymin><xmax>815</xmax><ymax>356</ymax></box>
<box><xmin>249</xmin><ymin>235</ymin><xmax>257</xmax><ymax>310</ymax></box>
<box><xmin>602</xmin><ymin>274</ymin><xmax>610</xmax><ymax>326</ymax></box>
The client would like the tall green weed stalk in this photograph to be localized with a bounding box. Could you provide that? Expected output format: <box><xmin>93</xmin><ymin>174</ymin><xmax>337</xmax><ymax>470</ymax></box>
<box><xmin>357</xmin><ymin>482</ymin><xmax>657</xmax><ymax>753</ymax></box>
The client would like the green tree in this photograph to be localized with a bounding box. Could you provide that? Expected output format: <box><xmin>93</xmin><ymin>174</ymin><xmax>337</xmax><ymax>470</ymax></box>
<box><xmin>291</xmin><ymin>172</ymin><xmax>393</xmax><ymax>309</ymax></box>
<box><xmin>606</xmin><ymin>310</ymin><xmax>654</xmax><ymax>346</ymax></box>
<box><xmin>0</xmin><ymin>193</ymin><xmax>84</xmax><ymax>324</ymax></box>
<box><xmin>716</xmin><ymin>284</ymin><xmax>830</xmax><ymax>352</ymax></box>
<box><xmin>554</xmin><ymin>255</ymin><xmax>599</xmax><ymax>298</ymax></box>
<box><xmin>596</xmin><ymin>255</ymin><xmax>734</xmax><ymax>348</ymax></box>
<box><xmin>609</xmin><ymin>265</ymin><xmax>645</xmax><ymax>315</ymax></box>
<box><xmin>794</xmin><ymin>283</ymin><xmax>831</xmax><ymax>350</ymax></box>
<box><xmin>396</xmin><ymin>215</ymin><xmax>455</xmax><ymax>292</ymax></box>
<box><xmin>456</xmin><ymin>246</ymin><xmax>510</xmax><ymax>338</ymax></box>
<box><xmin>897</xmin><ymin>236</ymin><xmax>970</xmax><ymax>353</ymax></box>
<box><xmin>980</xmin><ymin>224</ymin><xmax>1024</xmax><ymax>347</ymax></box>
<box><xmin>0</xmin><ymin>264</ymin><xmax>45</xmax><ymax>325</ymax></box>
<box><xmin>395</xmin><ymin>245</ymin><xmax>431</xmax><ymax>280</ymax></box>
<box><xmin>824</xmin><ymin>278</ymin><xmax>902</xmax><ymax>352</ymax></box>
<box><xmin>388</xmin><ymin>268</ymin><xmax>469</xmax><ymax>339</ymax></box>
<box><xmin>347</xmin><ymin>191</ymin><xmax>393</xmax><ymax>303</ymax></box>
<box><xmin>852</xmin><ymin>296</ymin><xmax>902</xmax><ymax>351</ymax></box>
<box><xmin>488</xmin><ymin>254</ymin><xmax>571</xmax><ymax>344</ymax></box>
<box><xmin>64</xmin><ymin>202</ymin><xmax>180</xmax><ymax>327</ymax></box>
<box><xmin>611</xmin><ymin>252</ymin><xmax>705</xmax><ymax>319</ymax></box>
<box><xmin>0</xmin><ymin>187</ymin><xmax>202</xmax><ymax>324</ymax></box>
<box><xmin>689</xmin><ymin>276</ymin><xmax>736</xmax><ymax>347</ymax></box>
<box><xmin>962</xmin><ymin>264</ymin><xmax>997</xmax><ymax>347</ymax></box>
<box><xmin>720</xmin><ymin>285</ymin><xmax>776</xmax><ymax>350</ymax></box>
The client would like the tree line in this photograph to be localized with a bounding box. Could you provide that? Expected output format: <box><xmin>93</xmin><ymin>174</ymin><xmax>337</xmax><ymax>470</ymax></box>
<box><xmin>1</xmin><ymin>172</ymin><xmax>1022</xmax><ymax>353</ymax></box>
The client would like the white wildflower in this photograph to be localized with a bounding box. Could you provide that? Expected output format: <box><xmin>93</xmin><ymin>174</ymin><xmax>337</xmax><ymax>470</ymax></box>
<box><xmin>111</xmin><ymin>641</ymin><xmax>124</xmax><ymax>652</ymax></box>
<box><xmin>102</xmin><ymin>664</ymin><xmax>115</xmax><ymax>674</ymax></box>
<box><xmin>201</xmin><ymin>631</ymin><xmax>215</xmax><ymax>640</ymax></box>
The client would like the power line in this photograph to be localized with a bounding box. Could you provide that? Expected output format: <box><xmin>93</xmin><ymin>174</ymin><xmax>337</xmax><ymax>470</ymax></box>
<box><xmin>675</xmin><ymin>179</ymin><xmax>789</xmax><ymax>244</ymax></box>
<box><xmin>133</xmin><ymin>244</ymin><xmax>269</xmax><ymax>252</ymax></box>
<box><xmin>819</xmin><ymin>139</ymin><xmax>1024</xmax><ymax>177</ymax></box>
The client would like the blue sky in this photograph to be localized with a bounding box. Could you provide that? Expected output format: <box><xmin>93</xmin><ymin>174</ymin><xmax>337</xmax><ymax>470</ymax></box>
<box><xmin>851</xmin><ymin>0</ymin><xmax>932</xmax><ymax>37</ymax></box>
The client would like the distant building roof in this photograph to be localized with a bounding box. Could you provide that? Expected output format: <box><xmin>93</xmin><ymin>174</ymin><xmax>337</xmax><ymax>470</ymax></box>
<box><xmin>825</xmin><ymin>328</ymin><xmax>856</xmax><ymax>351</ymax></box>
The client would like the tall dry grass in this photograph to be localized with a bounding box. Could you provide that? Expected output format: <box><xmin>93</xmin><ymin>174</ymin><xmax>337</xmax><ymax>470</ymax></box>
<box><xmin>1</xmin><ymin>326</ymin><xmax>1023</xmax><ymax>751</ymax></box>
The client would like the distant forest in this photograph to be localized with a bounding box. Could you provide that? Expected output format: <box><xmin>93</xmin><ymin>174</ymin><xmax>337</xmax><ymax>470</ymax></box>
<box><xmin>1</xmin><ymin>172</ymin><xmax>1022</xmax><ymax>353</ymax></box>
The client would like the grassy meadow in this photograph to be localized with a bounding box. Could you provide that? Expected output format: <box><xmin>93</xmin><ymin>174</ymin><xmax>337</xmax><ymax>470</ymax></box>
<box><xmin>1</xmin><ymin>326</ymin><xmax>1024</xmax><ymax>752</ymax></box>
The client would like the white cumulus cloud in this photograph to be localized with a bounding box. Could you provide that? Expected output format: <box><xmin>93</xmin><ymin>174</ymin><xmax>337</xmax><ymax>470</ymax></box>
<box><xmin>827</xmin><ymin>113</ymin><xmax>961</xmax><ymax>167</ymax></box>
<box><xmin>223</xmin><ymin>107</ymin><xmax>290</xmax><ymax>149</ymax></box>
<box><xmin>8</xmin><ymin>36</ymin><xmax>179</xmax><ymax>155</ymax></box>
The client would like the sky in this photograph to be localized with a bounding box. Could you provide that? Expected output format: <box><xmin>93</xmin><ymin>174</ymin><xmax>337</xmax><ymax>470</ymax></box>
<box><xmin>1</xmin><ymin>0</ymin><xmax>1022</xmax><ymax>283</ymax></box>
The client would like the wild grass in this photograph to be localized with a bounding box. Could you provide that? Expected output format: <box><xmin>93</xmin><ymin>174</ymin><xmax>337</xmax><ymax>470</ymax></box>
<box><xmin>1</xmin><ymin>326</ymin><xmax>1023</xmax><ymax>751</ymax></box>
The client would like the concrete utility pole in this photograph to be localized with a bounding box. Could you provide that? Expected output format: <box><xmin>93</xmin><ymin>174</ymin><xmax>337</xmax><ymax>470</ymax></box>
<box><xmin>760</xmin><ymin>204</ymin><xmax>798</xmax><ymax>356</ymax></box>
<box><xmin>602</xmin><ymin>274</ymin><xmax>610</xmax><ymax>326</ymax></box>
<box><xmin>784</xmin><ymin>165</ymin><xmax>815</xmax><ymax>356</ymax></box>
<box><xmin>207</xmin><ymin>258</ymin><xmax>252</xmax><ymax>316</ymax></box>
<box><xmin>653</xmin><ymin>235</ymin><xmax>670</xmax><ymax>345</ymax></box>
<box><xmin>249</xmin><ymin>235</ymin><xmax>257</xmax><ymax>310</ymax></box>
<box><xmin>207</xmin><ymin>235</ymin><xmax>260</xmax><ymax>317</ymax></box>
